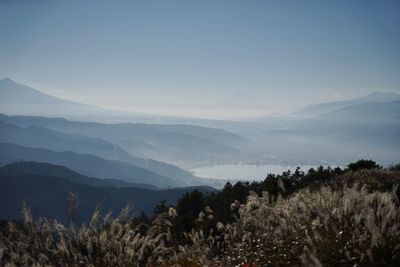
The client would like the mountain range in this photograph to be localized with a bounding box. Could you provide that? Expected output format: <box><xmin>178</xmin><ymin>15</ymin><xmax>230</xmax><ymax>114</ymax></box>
<box><xmin>0</xmin><ymin>143</ymin><xmax>181</xmax><ymax>188</ymax></box>
<box><xmin>0</xmin><ymin>117</ymin><xmax>198</xmax><ymax>182</ymax></box>
<box><xmin>246</xmin><ymin>98</ymin><xmax>400</xmax><ymax>165</ymax></box>
<box><xmin>0</xmin><ymin>77</ymin><xmax>122</xmax><ymax>119</ymax></box>
<box><xmin>0</xmin><ymin>76</ymin><xmax>399</xmax><ymax>223</ymax></box>
<box><xmin>0</xmin><ymin>143</ymin><xmax>227</xmax><ymax>188</ymax></box>
<box><xmin>0</xmin><ymin>113</ymin><xmax>245</xmax><ymax>167</ymax></box>
<box><xmin>0</xmin><ymin>161</ymin><xmax>157</xmax><ymax>189</ymax></box>
<box><xmin>295</xmin><ymin>91</ymin><xmax>400</xmax><ymax>117</ymax></box>
<box><xmin>0</xmin><ymin>78</ymin><xmax>246</xmax><ymax>167</ymax></box>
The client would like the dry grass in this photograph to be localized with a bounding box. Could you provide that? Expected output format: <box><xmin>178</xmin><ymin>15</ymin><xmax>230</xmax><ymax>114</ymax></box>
<box><xmin>1</xmin><ymin>169</ymin><xmax>399</xmax><ymax>266</ymax></box>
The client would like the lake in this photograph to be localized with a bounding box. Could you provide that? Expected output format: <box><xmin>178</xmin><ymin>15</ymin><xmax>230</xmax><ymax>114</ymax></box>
<box><xmin>191</xmin><ymin>164</ymin><xmax>318</xmax><ymax>181</ymax></box>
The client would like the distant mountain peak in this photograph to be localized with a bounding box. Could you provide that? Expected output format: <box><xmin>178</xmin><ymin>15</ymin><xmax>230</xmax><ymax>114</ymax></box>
<box><xmin>0</xmin><ymin>78</ymin><xmax>29</xmax><ymax>87</ymax></box>
<box><xmin>362</xmin><ymin>91</ymin><xmax>400</xmax><ymax>100</ymax></box>
<box><xmin>295</xmin><ymin>90</ymin><xmax>400</xmax><ymax>117</ymax></box>
<box><xmin>0</xmin><ymin>77</ymin><xmax>14</xmax><ymax>82</ymax></box>
<box><xmin>0</xmin><ymin>78</ymin><xmax>115</xmax><ymax>117</ymax></box>
<box><xmin>0</xmin><ymin>78</ymin><xmax>74</xmax><ymax>105</ymax></box>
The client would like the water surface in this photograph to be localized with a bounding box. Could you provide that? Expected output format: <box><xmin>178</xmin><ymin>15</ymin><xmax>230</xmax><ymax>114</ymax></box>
<box><xmin>192</xmin><ymin>164</ymin><xmax>318</xmax><ymax>181</ymax></box>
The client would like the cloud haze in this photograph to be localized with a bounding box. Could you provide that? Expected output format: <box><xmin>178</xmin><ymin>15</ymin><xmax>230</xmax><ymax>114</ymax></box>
<box><xmin>0</xmin><ymin>0</ymin><xmax>399</xmax><ymax>119</ymax></box>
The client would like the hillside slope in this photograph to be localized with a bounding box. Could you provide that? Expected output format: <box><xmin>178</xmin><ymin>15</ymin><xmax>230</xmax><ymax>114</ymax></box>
<box><xmin>0</xmin><ymin>161</ymin><xmax>158</xmax><ymax>189</ymax></box>
<box><xmin>0</xmin><ymin>143</ymin><xmax>183</xmax><ymax>188</ymax></box>
<box><xmin>0</xmin><ymin>119</ymin><xmax>195</xmax><ymax>182</ymax></box>
<box><xmin>0</xmin><ymin>174</ymin><xmax>216</xmax><ymax>223</ymax></box>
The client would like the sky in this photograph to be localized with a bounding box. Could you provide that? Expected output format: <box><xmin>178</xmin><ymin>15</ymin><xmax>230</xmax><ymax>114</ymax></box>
<box><xmin>0</xmin><ymin>0</ymin><xmax>399</xmax><ymax>119</ymax></box>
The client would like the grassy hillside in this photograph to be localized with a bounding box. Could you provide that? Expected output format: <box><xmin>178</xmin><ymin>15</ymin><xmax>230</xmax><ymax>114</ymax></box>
<box><xmin>0</xmin><ymin>161</ymin><xmax>399</xmax><ymax>266</ymax></box>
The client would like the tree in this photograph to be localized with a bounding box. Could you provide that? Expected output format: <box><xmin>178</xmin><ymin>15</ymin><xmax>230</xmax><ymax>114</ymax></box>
<box><xmin>153</xmin><ymin>200</ymin><xmax>169</xmax><ymax>217</ymax></box>
<box><xmin>347</xmin><ymin>160</ymin><xmax>381</xmax><ymax>171</ymax></box>
<box><xmin>176</xmin><ymin>190</ymin><xmax>205</xmax><ymax>232</ymax></box>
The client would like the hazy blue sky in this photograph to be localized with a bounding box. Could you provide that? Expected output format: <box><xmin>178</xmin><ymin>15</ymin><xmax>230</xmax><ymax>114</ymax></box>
<box><xmin>0</xmin><ymin>0</ymin><xmax>399</xmax><ymax>118</ymax></box>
